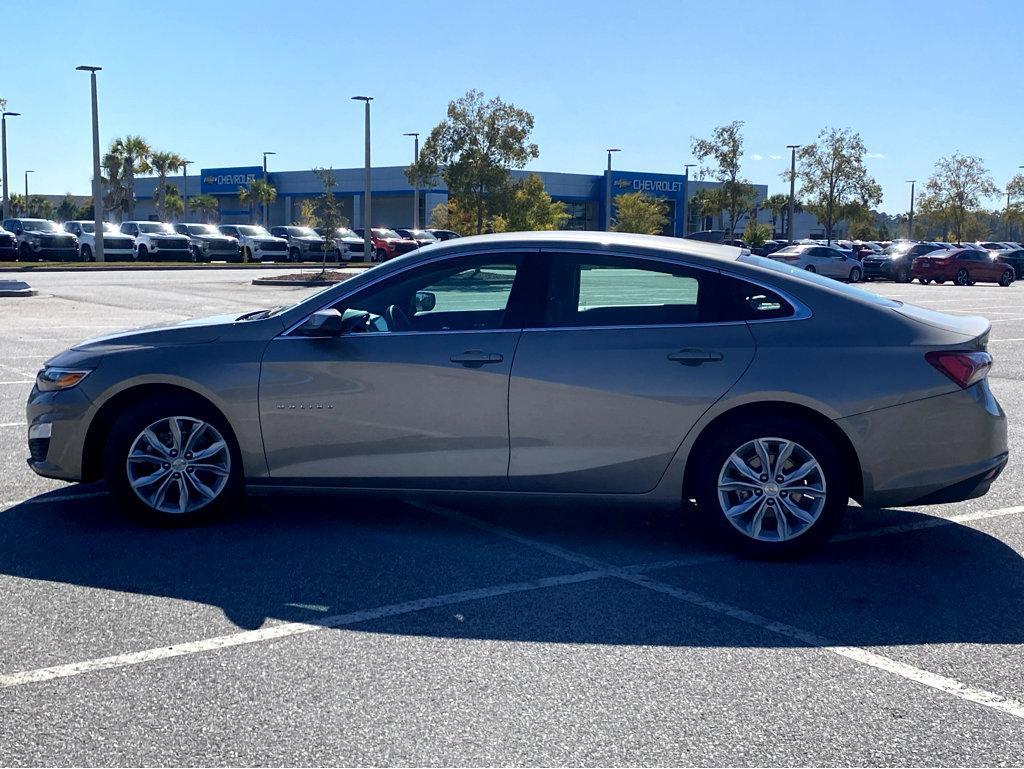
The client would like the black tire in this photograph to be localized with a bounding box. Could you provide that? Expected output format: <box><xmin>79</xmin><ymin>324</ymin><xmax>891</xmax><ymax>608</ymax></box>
<box><xmin>895</xmin><ymin>265</ymin><xmax>911</xmax><ymax>283</ymax></box>
<box><xmin>80</xmin><ymin>244</ymin><xmax>93</xmax><ymax>262</ymax></box>
<box><xmin>804</xmin><ymin>264</ymin><xmax>816</xmax><ymax>273</ymax></box>
<box><xmin>137</xmin><ymin>244</ymin><xmax>149</xmax><ymax>261</ymax></box>
<box><xmin>954</xmin><ymin>268</ymin><xmax>970</xmax><ymax>286</ymax></box>
<box><xmin>692</xmin><ymin>416</ymin><xmax>848</xmax><ymax>558</ymax></box>
<box><xmin>918</xmin><ymin>277</ymin><xmax>930</xmax><ymax>284</ymax></box>
<box><xmin>288</xmin><ymin>246</ymin><xmax>301</xmax><ymax>262</ymax></box>
<box><xmin>18</xmin><ymin>242</ymin><xmax>32</xmax><ymax>261</ymax></box>
<box><xmin>999</xmin><ymin>270</ymin><xmax>1013</xmax><ymax>287</ymax></box>
<box><xmin>103</xmin><ymin>395</ymin><xmax>243</xmax><ymax>526</ymax></box>
<box><xmin>374</xmin><ymin>248</ymin><xmax>388</xmax><ymax>263</ymax></box>
<box><xmin>848</xmin><ymin>267</ymin><xmax>862</xmax><ymax>283</ymax></box>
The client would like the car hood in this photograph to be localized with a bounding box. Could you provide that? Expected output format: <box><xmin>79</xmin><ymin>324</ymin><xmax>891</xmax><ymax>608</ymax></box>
<box><xmin>70</xmin><ymin>313</ymin><xmax>242</xmax><ymax>351</ymax></box>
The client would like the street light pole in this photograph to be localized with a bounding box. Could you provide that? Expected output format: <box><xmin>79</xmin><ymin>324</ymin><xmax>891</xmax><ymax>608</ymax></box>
<box><xmin>180</xmin><ymin>160</ymin><xmax>192</xmax><ymax>218</ymax></box>
<box><xmin>262</xmin><ymin>151</ymin><xmax>275</xmax><ymax>227</ymax></box>
<box><xmin>24</xmin><ymin>170</ymin><xmax>33</xmax><ymax>201</ymax></box>
<box><xmin>403</xmin><ymin>132</ymin><xmax>420</xmax><ymax>229</ymax></box>
<box><xmin>605</xmin><ymin>148</ymin><xmax>620</xmax><ymax>231</ymax></box>
<box><xmin>681</xmin><ymin>163</ymin><xmax>697</xmax><ymax>237</ymax></box>
<box><xmin>76</xmin><ymin>65</ymin><xmax>104</xmax><ymax>261</ymax></box>
<box><xmin>786</xmin><ymin>145</ymin><xmax>800</xmax><ymax>243</ymax></box>
<box><xmin>906</xmin><ymin>180</ymin><xmax>916</xmax><ymax>240</ymax></box>
<box><xmin>2</xmin><ymin>111</ymin><xmax>21</xmax><ymax>221</ymax></box>
<box><xmin>353</xmin><ymin>96</ymin><xmax>373</xmax><ymax>261</ymax></box>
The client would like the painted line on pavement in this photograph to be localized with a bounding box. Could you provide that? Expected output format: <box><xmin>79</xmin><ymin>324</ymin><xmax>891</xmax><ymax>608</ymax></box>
<box><xmin>421</xmin><ymin>503</ymin><xmax>1024</xmax><ymax>722</ymax></box>
<box><xmin>0</xmin><ymin>421</ymin><xmax>27</xmax><ymax>427</ymax></box>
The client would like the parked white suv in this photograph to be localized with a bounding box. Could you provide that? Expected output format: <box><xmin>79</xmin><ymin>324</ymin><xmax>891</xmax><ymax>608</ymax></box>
<box><xmin>119</xmin><ymin>221</ymin><xmax>192</xmax><ymax>261</ymax></box>
<box><xmin>63</xmin><ymin>221</ymin><xmax>135</xmax><ymax>262</ymax></box>
<box><xmin>172</xmin><ymin>223</ymin><xmax>241</xmax><ymax>262</ymax></box>
<box><xmin>217</xmin><ymin>224</ymin><xmax>289</xmax><ymax>262</ymax></box>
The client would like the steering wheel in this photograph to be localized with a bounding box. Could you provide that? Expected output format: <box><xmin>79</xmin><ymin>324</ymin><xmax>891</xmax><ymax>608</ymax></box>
<box><xmin>384</xmin><ymin>303</ymin><xmax>412</xmax><ymax>332</ymax></box>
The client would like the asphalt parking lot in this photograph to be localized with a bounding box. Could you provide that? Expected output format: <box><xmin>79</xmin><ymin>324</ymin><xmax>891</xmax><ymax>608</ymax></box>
<box><xmin>1</xmin><ymin>268</ymin><xmax>1023</xmax><ymax>766</ymax></box>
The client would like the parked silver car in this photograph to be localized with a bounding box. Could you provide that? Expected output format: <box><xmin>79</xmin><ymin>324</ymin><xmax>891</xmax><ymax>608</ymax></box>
<box><xmin>769</xmin><ymin>243</ymin><xmax>864</xmax><ymax>281</ymax></box>
<box><xmin>26</xmin><ymin>232</ymin><xmax>1007</xmax><ymax>556</ymax></box>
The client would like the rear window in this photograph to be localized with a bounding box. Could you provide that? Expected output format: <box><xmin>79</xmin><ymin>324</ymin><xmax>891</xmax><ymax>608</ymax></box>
<box><xmin>717</xmin><ymin>274</ymin><xmax>794</xmax><ymax>321</ymax></box>
<box><xmin>738</xmin><ymin>254</ymin><xmax>903</xmax><ymax>308</ymax></box>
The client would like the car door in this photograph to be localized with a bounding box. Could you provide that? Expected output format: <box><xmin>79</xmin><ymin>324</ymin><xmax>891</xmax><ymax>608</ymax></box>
<box><xmin>507</xmin><ymin>251</ymin><xmax>756</xmax><ymax>493</ymax></box>
<box><xmin>258</xmin><ymin>250</ymin><xmax>538</xmax><ymax>488</ymax></box>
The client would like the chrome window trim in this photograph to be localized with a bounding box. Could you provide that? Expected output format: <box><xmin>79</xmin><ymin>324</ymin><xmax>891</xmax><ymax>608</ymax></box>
<box><xmin>278</xmin><ymin>245</ymin><xmax>812</xmax><ymax>338</ymax></box>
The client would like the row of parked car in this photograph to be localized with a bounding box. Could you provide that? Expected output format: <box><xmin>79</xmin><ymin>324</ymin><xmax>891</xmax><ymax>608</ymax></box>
<box><xmin>0</xmin><ymin>217</ymin><xmax>462</xmax><ymax>263</ymax></box>
<box><xmin>751</xmin><ymin>238</ymin><xmax>1022</xmax><ymax>287</ymax></box>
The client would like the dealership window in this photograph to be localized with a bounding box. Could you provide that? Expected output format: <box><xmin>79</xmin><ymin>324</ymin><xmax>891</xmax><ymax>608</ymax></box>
<box><xmin>559</xmin><ymin>200</ymin><xmax>597</xmax><ymax>231</ymax></box>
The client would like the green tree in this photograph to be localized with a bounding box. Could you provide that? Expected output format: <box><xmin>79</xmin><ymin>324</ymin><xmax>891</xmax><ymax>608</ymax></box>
<box><xmin>162</xmin><ymin>185</ymin><xmax>185</xmax><ymax>220</ymax></box>
<box><xmin>691</xmin><ymin>121</ymin><xmax>758</xmax><ymax>238</ymax></box>
<box><xmin>105</xmin><ymin>135</ymin><xmax>152</xmax><ymax>219</ymax></box>
<box><xmin>238</xmin><ymin>179</ymin><xmax>277</xmax><ymax>225</ymax></box>
<box><xmin>797</xmin><ymin>127</ymin><xmax>881</xmax><ymax>243</ymax></box>
<box><xmin>428</xmin><ymin>199</ymin><xmax>475</xmax><ymax>235</ymax></box>
<box><xmin>312</xmin><ymin>168</ymin><xmax>344</xmax><ymax>270</ymax></box>
<box><xmin>75</xmin><ymin>197</ymin><xmax>95</xmax><ymax>220</ymax></box>
<box><xmin>611</xmin><ymin>191</ymin><xmax>669</xmax><ymax>234</ymax></box>
<box><xmin>188</xmin><ymin>194</ymin><xmax>219</xmax><ymax>223</ymax></box>
<box><xmin>742</xmin><ymin>220</ymin><xmax>773</xmax><ymax>247</ymax></box>
<box><xmin>407</xmin><ymin>89</ymin><xmax>539</xmax><ymax>235</ymax></box>
<box><xmin>8</xmin><ymin>193</ymin><xmax>26</xmax><ymax>216</ymax></box>
<box><xmin>26</xmin><ymin>195</ymin><xmax>55</xmax><ymax>219</ymax></box>
<box><xmin>149</xmin><ymin>151</ymin><xmax>185</xmax><ymax>221</ymax></box>
<box><xmin>497</xmin><ymin>173</ymin><xmax>568</xmax><ymax>231</ymax></box>
<box><xmin>689</xmin><ymin>187</ymin><xmax>725</xmax><ymax>230</ymax></box>
<box><xmin>761</xmin><ymin>193</ymin><xmax>789</xmax><ymax>236</ymax></box>
<box><xmin>924</xmin><ymin>153</ymin><xmax>999</xmax><ymax>243</ymax></box>
<box><xmin>56</xmin><ymin>193</ymin><xmax>79</xmax><ymax>222</ymax></box>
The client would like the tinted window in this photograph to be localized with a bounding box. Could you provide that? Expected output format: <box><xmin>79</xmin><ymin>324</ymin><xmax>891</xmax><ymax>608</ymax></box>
<box><xmin>738</xmin><ymin>254</ymin><xmax>904</xmax><ymax>308</ymax></box>
<box><xmin>327</xmin><ymin>254</ymin><xmax>526</xmax><ymax>333</ymax></box>
<box><xmin>545</xmin><ymin>254</ymin><xmax>704</xmax><ymax>328</ymax></box>
<box><xmin>718</xmin><ymin>274</ymin><xmax>795</xmax><ymax>321</ymax></box>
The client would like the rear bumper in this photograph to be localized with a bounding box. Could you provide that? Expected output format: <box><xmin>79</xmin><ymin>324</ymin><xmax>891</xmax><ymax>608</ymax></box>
<box><xmin>839</xmin><ymin>380</ymin><xmax>1008</xmax><ymax>509</ymax></box>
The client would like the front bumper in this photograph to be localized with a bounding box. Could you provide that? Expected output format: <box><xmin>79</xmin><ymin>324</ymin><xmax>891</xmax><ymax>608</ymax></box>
<box><xmin>25</xmin><ymin>383</ymin><xmax>94</xmax><ymax>482</ymax></box>
<box><xmin>839</xmin><ymin>380</ymin><xmax>1008</xmax><ymax>508</ymax></box>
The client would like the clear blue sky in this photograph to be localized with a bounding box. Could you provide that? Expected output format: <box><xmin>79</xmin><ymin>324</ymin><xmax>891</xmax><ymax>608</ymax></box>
<box><xmin>4</xmin><ymin>0</ymin><xmax>1022</xmax><ymax>214</ymax></box>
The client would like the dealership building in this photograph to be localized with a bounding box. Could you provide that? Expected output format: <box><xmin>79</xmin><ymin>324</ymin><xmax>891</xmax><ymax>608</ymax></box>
<box><xmin>130</xmin><ymin>165</ymin><xmax>795</xmax><ymax>237</ymax></box>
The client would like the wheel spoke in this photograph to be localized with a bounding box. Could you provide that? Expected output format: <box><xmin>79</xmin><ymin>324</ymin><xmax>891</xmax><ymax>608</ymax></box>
<box><xmin>184</xmin><ymin>471</ymin><xmax>215</xmax><ymax>501</ymax></box>
<box><xmin>191</xmin><ymin>441</ymin><xmax>226</xmax><ymax>461</ymax></box>
<box><xmin>176</xmin><ymin>477</ymin><xmax>189</xmax><ymax>513</ymax></box>
<box><xmin>190</xmin><ymin>462</ymin><xmax>229</xmax><ymax>477</ymax></box>
<box><xmin>723</xmin><ymin>493</ymin><xmax>763</xmax><ymax>520</ymax></box>
<box><xmin>152</xmin><ymin>474</ymin><xmax>175</xmax><ymax>509</ymax></box>
<box><xmin>780</xmin><ymin>496</ymin><xmax>816</xmax><ymax>525</ymax></box>
<box><xmin>130</xmin><ymin>467</ymin><xmax>170</xmax><ymax>489</ymax></box>
<box><xmin>169</xmin><ymin>418</ymin><xmax>183</xmax><ymax>452</ymax></box>
<box><xmin>184</xmin><ymin>422</ymin><xmax>207</xmax><ymax>453</ymax></box>
<box><xmin>772</xmin><ymin>440</ymin><xmax>795</xmax><ymax>478</ymax></box>
<box><xmin>774</xmin><ymin>503</ymin><xmax>791</xmax><ymax>540</ymax></box>
<box><xmin>753</xmin><ymin>439</ymin><xmax>772</xmax><ymax>476</ymax></box>
<box><xmin>719</xmin><ymin>480</ymin><xmax>761</xmax><ymax>492</ymax></box>
<box><xmin>782</xmin><ymin>460</ymin><xmax>818</xmax><ymax>486</ymax></box>
<box><xmin>749</xmin><ymin>501</ymin><xmax>768</xmax><ymax>539</ymax></box>
<box><xmin>142</xmin><ymin>428</ymin><xmax>172</xmax><ymax>458</ymax></box>
<box><xmin>727</xmin><ymin>454</ymin><xmax>761</xmax><ymax>483</ymax></box>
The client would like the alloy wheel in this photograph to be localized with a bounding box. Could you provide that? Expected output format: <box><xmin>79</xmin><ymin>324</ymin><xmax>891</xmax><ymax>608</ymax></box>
<box><xmin>716</xmin><ymin>437</ymin><xmax>827</xmax><ymax>542</ymax></box>
<box><xmin>125</xmin><ymin>416</ymin><xmax>231</xmax><ymax>515</ymax></box>
<box><xmin>955</xmin><ymin>268</ymin><xmax>970</xmax><ymax>286</ymax></box>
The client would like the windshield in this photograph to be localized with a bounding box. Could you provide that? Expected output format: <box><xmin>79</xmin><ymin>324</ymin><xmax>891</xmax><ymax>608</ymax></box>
<box><xmin>288</xmin><ymin>227</ymin><xmax>319</xmax><ymax>237</ymax></box>
<box><xmin>773</xmin><ymin>245</ymin><xmax>802</xmax><ymax>255</ymax></box>
<box><xmin>882</xmin><ymin>243</ymin><xmax>911</xmax><ymax>255</ymax></box>
<box><xmin>187</xmin><ymin>224</ymin><xmax>220</xmax><ymax>235</ymax></box>
<box><xmin>336</xmin><ymin>227</ymin><xmax>357</xmax><ymax>238</ymax></box>
<box><xmin>138</xmin><ymin>222</ymin><xmax>174</xmax><ymax>234</ymax></box>
<box><xmin>375</xmin><ymin>228</ymin><xmax>401</xmax><ymax>239</ymax></box>
<box><xmin>739</xmin><ymin>254</ymin><xmax>904</xmax><ymax>308</ymax></box>
<box><xmin>78</xmin><ymin>222</ymin><xmax>119</xmax><ymax>234</ymax></box>
<box><xmin>237</xmin><ymin>226</ymin><xmax>271</xmax><ymax>237</ymax></box>
<box><xmin>23</xmin><ymin>220</ymin><xmax>61</xmax><ymax>233</ymax></box>
<box><xmin>410</xmin><ymin>230</ymin><xmax>438</xmax><ymax>241</ymax></box>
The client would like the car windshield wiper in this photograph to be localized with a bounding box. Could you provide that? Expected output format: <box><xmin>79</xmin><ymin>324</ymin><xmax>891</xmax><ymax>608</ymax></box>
<box><xmin>237</xmin><ymin>308</ymin><xmax>279</xmax><ymax>321</ymax></box>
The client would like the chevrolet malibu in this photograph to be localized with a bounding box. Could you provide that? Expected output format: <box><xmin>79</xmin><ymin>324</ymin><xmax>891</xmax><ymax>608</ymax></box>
<box><xmin>26</xmin><ymin>232</ymin><xmax>1007</xmax><ymax>556</ymax></box>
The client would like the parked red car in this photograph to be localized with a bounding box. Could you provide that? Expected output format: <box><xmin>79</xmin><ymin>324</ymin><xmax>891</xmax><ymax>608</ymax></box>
<box><xmin>911</xmin><ymin>248</ymin><xmax>1016</xmax><ymax>286</ymax></box>
<box><xmin>352</xmin><ymin>228</ymin><xmax>419</xmax><ymax>262</ymax></box>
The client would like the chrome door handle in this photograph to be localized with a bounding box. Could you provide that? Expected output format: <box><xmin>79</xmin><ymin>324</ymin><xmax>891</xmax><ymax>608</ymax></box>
<box><xmin>667</xmin><ymin>349</ymin><xmax>723</xmax><ymax>365</ymax></box>
<box><xmin>450</xmin><ymin>350</ymin><xmax>504</xmax><ymax>367</ymax></box>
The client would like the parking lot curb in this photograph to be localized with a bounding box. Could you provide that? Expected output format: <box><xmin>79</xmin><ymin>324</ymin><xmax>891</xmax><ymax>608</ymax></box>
<box><xmin>0</xmin><ymin>280</ymin><xmax>36</xmax><ymax>297</ymax></box>
<box><xmin>251</xmin><ymin>277</ymin><xmax>349</xmax><ymax>287</ymax></box>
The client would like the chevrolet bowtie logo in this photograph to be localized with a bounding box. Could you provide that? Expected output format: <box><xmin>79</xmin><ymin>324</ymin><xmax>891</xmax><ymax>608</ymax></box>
<box><xmin>203</xmin><ymin>176</ymin><xmax>216</xmax><ymax>184</ymax></box>
<box><xmin>614</xmin><ymin>179</ymin><xmax>632</xmax><ymax>189</ymax></box>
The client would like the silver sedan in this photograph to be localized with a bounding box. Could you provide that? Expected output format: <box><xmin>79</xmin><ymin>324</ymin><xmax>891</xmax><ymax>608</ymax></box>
<box><xmin>768</xmin><ymin>243</ymin><xmax>864</xmax><ymax>281</ymax></box>
<box><xmin>26</xmin><ymin>232</ymin><xmax>1007</xmax><ymax>556</ymax></box>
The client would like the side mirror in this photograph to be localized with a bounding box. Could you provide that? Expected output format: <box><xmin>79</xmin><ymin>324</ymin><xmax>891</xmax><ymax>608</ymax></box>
<box><xmin>414</xmin><ymin>291</ymin><xmax>436</xmax><ymax>312</ymax></box>
<box><xmin>298</xmin><ymin>309</ymin><xmax>369</xmax><ymax>336</ymax></box>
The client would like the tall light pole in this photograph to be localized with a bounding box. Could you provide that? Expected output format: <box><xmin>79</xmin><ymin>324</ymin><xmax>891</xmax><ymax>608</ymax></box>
<box><xmin>906</xmin><ymin>180</ymin><xmax>916</xmax><ymax>240</ymax></box>
<box><xmin>2</xmin><ymin>111</ymin><xmax>21</xmax><ymax>221</ymax></box>
<box><xmin>403</xmin><ymin>132</ymin><xmax>420</xmax><ymax>229</ymax></box>
<box><xmin>180</xmin><ymin>160</ymin><xmax>192</xmax><ymax>218</ymax></box>
<box><xmin>604</xmin><ymin>148</ymin><xmax>621</xmax><ymax>231</ymax></box>
<box><xmin>261</xmin><ymin>151</ymin><xmax>275</xmax><ymax>227</ymax></box>
<box><xmin>786</xmin><ymin>145</ymin><xmax>800</xmax><ymax>243</ymax></box>
<box><xmin>681</xmin><ymin>162</ymin><xmax>697</xmax><ymax>237</ymax></box>
<box><xmin>76</xmin><ymin>65</ymin><xmax>104</xmax><ymax>262</ymax></box>
<box><xmin>353</xmin><ymin>96</ymin><xmax>373</xmax><ymax>260</ymax></box>
<box><xmin>24</xmin><ymin>170</ymin><xmax>33</xmax><ymax>201</ymax></box>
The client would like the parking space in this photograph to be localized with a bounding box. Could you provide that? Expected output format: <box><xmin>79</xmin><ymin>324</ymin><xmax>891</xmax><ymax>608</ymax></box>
<box><xmin>1</xmin><ymin>269</ymin><xmax>1023</xmax><ymax>764</ymax></box>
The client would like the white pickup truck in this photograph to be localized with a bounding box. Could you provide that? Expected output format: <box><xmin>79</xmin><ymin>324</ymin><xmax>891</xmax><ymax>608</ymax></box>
<box><xmin>63</xmin><ymin>221</ymin><xmax>136</xmax><ymax>262</ymax></box>
<box><xmin>216</xmin><ymin>224</ymin><xmax>289</xmax><ymax>262</ymax></box>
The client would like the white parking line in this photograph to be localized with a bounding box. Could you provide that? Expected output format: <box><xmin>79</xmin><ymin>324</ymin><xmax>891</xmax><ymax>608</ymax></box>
<box><xmin>0</xmin><ymin>381</ymin><xmax>32</xmax><ymax>386</ymax></box>
<box><xmin>421</xmin><ymin>503</ymin><xmax>1024</xmax><ymax>722</ymax></box>
<box><xmin>0</xmin><ymin>421</ymin><xmax>27</xmax><ymax>428</ymax></box>
<box><xmin>990</xmin><ymin>338</ymin><xmax>1024</xmax><ymax>343</ymax></box>
<box><xmin>0</xmin><ymin>362</ymin><xmax>36</xmax><ymax>379</ymax></box>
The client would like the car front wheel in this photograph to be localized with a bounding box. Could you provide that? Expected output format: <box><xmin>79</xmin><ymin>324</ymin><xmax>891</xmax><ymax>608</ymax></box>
<box><xmin>848</xmin><ymin>267</ymin><xmax>862</xmax><ymax>282</ymax></box>
<box><xmin>804</xmin><ymin>265</ymin><xmax>816</xmax><ymax>273</ymax></box>
<box><xmin>999</xmin><ymin>270</ymin><xmax>1014</xmax><ymax>287</ymax></box>
<box><xmin>955</xmin><ymin>268</ymin><xmax>971</xmax><ymax>286</ymax></box>
<box><xmin>103</xmin><ymin>398</ymin><xmax>242</xmax><ymax>525</ymax></box>
<box><xmin>694</xmin><ymin>417</ymin><xmax>847</xmax><ymax>557</ymax></box>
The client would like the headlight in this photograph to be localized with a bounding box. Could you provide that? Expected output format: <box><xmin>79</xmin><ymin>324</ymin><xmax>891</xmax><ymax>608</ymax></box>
<box><xmin>36</xmin><ymin>367</ymin><xmax>92</xmax><ymax>392</ymax></box>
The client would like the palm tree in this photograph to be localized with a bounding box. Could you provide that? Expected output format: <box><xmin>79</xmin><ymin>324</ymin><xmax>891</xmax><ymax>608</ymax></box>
<box><xmin>101</xmin><ymin>150</ymin><xmax>128</xmax><ymax>220</ymax></box>
<box><xmin>188</xmin><ymin>194</ymin><xmax>219</xmax><ymax>223</ymax></box>
<box><xmin>8</xmin><ymin>193</ymin><xmax>27</xmax><ymax>216</ymax></box>
<box><xmin>238</xmin><ymin>179</ymin><xmax>277</xmax><ymax>225</ymax></box>
<box><xmin>762</xmin><ymin>193</ymin><xmax>789</xmax><ymax>237</ymax></box>
<box><xmin>108</xmin><ymin>135</ymin><xmax>152</xmax><ymax>219</ymax></box>
<box><xmin>149</xmin><ymin>151</ymin><xmax>185</xmax><ymax>221</ymax></box>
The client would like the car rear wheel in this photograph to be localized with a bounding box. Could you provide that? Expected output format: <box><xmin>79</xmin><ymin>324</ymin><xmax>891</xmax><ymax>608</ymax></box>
<box><xmin>694</xmin><ymin>417</ymin><xmax>847</xmax><ymax>557</ymax></box>
<box><xmin>288</xmin><ymin>246</ymin><xmax>301</xmax><ymax>262</ymax></box>
<box><xmin>918</xmin><ymin>277</ymin><xmax>931</xmax><ymax>284</ymax></box>
<box><xmin>848</xmin><ymin>267</ymin><xmax>862</xmax><ymax>282</ymax></box>
<box><xmin>103</xmin><ymin>397</ymin><xmax>242</xmax><ymax>526</ymax></box>
<box><xmin>895</xmin><ymin>266</ymin><xmax>911</xmax><ymax>283</ymax></box>
<box><xmin>999</xmin><ymin>270</ymin><xmax>1014</xmax><ymax>287</ymax></box>
<box><xmin>80</xmin><ymin>244</ymin><xmax>94</xmax><ymax>262</ymax></box>
<box><xmin>374</xmin><ymin>248</ymin><xmax>387</xmax><ymax>263</ymax></box>
<box><xmin>955</xmin><ymin>268</ymin><xmax>971</xmax><ymax>286</ymax></box>
<box><xmin>137</xmin><ymin>244</ymin><xmax>149</xmax><ymax>260</ymax></box>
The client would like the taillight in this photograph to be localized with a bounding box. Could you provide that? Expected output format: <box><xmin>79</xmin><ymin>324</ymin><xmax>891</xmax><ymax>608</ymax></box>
<box><xmin>926</xmin><ymin>350</ymin><xmax>992</xmax><ymax>389</ymax></box>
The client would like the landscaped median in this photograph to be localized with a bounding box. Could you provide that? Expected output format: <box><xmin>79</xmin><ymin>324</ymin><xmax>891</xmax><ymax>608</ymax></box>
<box><xmin>251</xmin><ymin>269</ymin><xmax>363</xmax><ymax>287</ymax></box>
